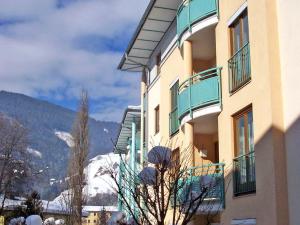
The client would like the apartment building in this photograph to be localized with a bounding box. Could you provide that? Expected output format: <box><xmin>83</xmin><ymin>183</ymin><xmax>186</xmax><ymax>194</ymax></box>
<box><xmin>114</xmin><ymin>106</ymin><xmax>142</xmax><ymax>218</ymax></box>
<box><xmin>118</xmin><ymin>0</ymin><xmax>300</xmax><ymax>224</ymax></box>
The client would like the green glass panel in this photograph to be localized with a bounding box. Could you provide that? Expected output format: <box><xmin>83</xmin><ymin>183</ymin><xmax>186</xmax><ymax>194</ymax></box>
<box><xmin>177</xmin><ymin>4</ymin><xmax>189</xmax><ymax>35</ymax></box>
<box><xmin>177</xmin><ymin>0</ymin><xmax>218</xmax><ymax>37</ymax></box>
<box><xmin>190</xmin><ymin>75</ymin><xmax>219</xmax><ymax>109</ymax></box>
<box><xmin>190</xmin><ymin>0</ymin><xmax>217</xmax><ymax>22</ymax></box>
<box><xmin>177</xmin><ymin>69</ymin><xmax>220</xmax><ymax>120</ymax></box>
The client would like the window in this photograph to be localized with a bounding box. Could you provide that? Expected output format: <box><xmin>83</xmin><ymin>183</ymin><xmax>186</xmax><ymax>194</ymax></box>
<box><xmin>230</xmin><ymin>10</ymin><xmax>249</xmax><ymax>56</ymax></box>
<box><xmin>156</xmin><ymin>52</ymin><xmax>161</xmax><ymax>75</ymax></box>
<box><xmin>94</xmin><ymin>213</ymin><xmax>96</xmax><ymax>216</ymax></box>
<box><xmin>88</xmin><ymin>220</ymin><xmax>90</xmax><ymax>223</ymax></box>
<box><xmin>94</xmin><ymin>220</ymin><xmax>96</xmax><ymax>223</ymax></box>
<box><xmin>154</xmin><ymin>105</ymin><xmax>160</xmax><ymax>134</ymax></box>
<box><xmin>169</xmin><ymin>81</ymin><xmax>179</xmax><ymax>135</ymax></box>
<box><xmin>233</xmin><ymin>106</ymin><xmax>255</xmax><ymax>195</ymax></box>
<box><xmin>171</xmin><ymin>148</ymin><xmax>180</xmax><ymax>171</ymax></box>
<box><xmin>228</xmin><ymin>9</ymin><xmax>251</xmax><ymax>93</ymax></box>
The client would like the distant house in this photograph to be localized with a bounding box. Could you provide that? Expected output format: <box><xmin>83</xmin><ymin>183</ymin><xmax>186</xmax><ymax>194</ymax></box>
<box><xmin>0</xmin><ymin>197</ymin><xmax>88</xmax><ymax>222</ymax></box>
<box><xmin>82</xmin><ymin>206</ymin><xmax>118</xmax><ymax>225</ymax></box>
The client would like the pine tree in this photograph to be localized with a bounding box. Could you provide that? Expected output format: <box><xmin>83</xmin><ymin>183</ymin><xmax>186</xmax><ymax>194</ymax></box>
<box><xmin>100</xmin><ymin>207</ymin><xmax>107</xmax><ymax>225</ymax></box>
<box><xmin>24</xmin><ymin>191</ymin><xmax>43</xmax><ymax>217</ymax></box>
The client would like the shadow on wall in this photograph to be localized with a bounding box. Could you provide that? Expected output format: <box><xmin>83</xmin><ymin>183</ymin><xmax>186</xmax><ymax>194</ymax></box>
<box><xmin>221</xmin><ymin>116</ymin><xmax>300</xmax><ymax>225</ymax></box>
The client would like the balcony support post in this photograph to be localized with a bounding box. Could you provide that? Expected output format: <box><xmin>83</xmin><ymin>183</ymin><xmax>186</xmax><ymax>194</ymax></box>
<box><xmin>183</xmin><ymin>40</ymin><xmax>195</xmax><ymax>166</ymax></box>
<box><xmin>141</xmin><ymin>69</ymin><xmax>147</xmax><ymax>165</ymax></box>
<box><xmin>130</xmin><ymin>121</ymin><xmax>137</xmax><ymax>217</ymax></box>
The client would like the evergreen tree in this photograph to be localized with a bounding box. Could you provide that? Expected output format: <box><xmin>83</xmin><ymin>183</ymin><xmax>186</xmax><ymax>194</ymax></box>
<box><xmin>24</xmin><ymin>191</ymin><xmax>43</xmax><ymax>217</ymax></box>
<box><xmin>100</xmin><ymin>207</ymin><xmax>107</xmax><ymax>225</ymax></box>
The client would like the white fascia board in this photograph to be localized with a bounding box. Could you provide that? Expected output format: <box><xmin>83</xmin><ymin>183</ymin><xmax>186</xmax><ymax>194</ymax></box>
<box><xmin>231</xmin><ymin>218</ymin><xmax>256</xmax><ymax>225</ymax></box>
<box><xmin>227</xmin><ymin>1</ymin><xmax>248</xmax><ymax>26</ymax></box>
<box><xmin>169</xmin><ymin>77</ymin><xmax>179</xmax><ymax>89</ymax></box>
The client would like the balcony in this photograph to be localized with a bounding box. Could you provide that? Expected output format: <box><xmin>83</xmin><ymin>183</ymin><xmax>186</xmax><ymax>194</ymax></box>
<box><xmin>233</xmin><ymin>151</ymin><xmax>256</xmax><ymax>196</ymax></box>
<box><xmin>178</xmin><ymin>67</ymin><xmax>221</xmax><ymax>123</ymax></box>
<box><xmin>228</xmin><ymin>42</ymin><xmax>251</xmax><ymax>93</ymax></box>
<box><xmin>177</xmin><ymin>0</ymin><xmax>219</xmax><ymax>41</ymax></box>
<box><xmin>172</xmin><ymin>163</ymin><xmax>225</xmax><ymax>211</ymax></box>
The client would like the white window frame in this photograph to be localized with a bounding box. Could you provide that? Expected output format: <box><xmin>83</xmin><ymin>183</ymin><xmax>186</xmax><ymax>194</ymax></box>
<box><xmin>231</xmin><ymin>218</ymin><xmax>256</xmax><ymax>225</ymax></box>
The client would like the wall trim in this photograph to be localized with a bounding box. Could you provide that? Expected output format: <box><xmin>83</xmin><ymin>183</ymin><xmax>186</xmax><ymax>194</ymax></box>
<box><xmin>169</xmin><ymin>77</ymin><xmax>179</xmax><ymax>89</ymax></box>
<box><xmin>231</xmin><ymin>218</ymin><xmax>256</xmax><ymax>225</ymax></box>
<box><xmin>227</xmin><ymin>1</ymin><xmax>248</xmax><ymax>26</ymax></box>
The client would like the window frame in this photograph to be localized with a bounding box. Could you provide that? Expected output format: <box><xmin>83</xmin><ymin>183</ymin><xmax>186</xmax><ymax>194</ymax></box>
<box><xmin>169</xmin><ymin>80</ymin><xmax>179</xmax><ymax>136</ymax></box>
<box><xmin>233</xmin><ymin>106</ymin><xmax>253</xmax><ymax>157</ymax></box>
<box><xmin>232</xmin><ymin>106</ymin><xmax>256</xmax><ymax>196</ymax></box>
<box><xmin>229</xmin><ymin>9</ymin><xmax>249</xmax><ymax>56</ymax></box>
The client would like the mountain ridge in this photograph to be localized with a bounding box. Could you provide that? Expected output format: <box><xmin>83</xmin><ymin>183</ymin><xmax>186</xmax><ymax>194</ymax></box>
<box><xmin>0</xmin><ymin>90</ymin><xmax>120</xmax><ymax>199</ymax></box>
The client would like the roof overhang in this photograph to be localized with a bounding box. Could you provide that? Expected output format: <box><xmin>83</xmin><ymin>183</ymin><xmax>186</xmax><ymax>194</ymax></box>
<box><xmin>114</xmin><ymin>106</ymin><xmax>141</xmax><ymax>154</ymax></box>
<box><xmin>118</xmin><ymin>0</ymin><xmax>181</xmax><ymax>72</ymax></box>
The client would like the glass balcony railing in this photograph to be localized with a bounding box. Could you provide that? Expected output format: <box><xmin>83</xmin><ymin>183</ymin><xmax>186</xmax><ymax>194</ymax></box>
<box><xmin>178</xmin><ymin>67</ymin><xmax>222</xmax><ymax>121</ymax></box>
<box><xmin>233</xmin><ymin>151</ymin><xmax>256</xmax><ymax>196</ymax></box>
<box><xmin>169</xmin><ymin>107</ymin><xmax>179</xmax><ymax>136</ymax></box>
<box><xmin>171</xmin><ymin>163</ymin><xmax>225</xmax><ymax>209</ymax></box>
<box><xmin>177</xmin><ymin>0</ymin><xmax>219</xmax><ymax>39</ymax></box>
<box><xmin>228</xmin><ymin>42</ymin><xmax>251</xmax><ymax>93</ymax></box>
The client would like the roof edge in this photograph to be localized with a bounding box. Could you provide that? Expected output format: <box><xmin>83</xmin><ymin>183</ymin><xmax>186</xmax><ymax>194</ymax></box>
<box><xmin>117</xmin><ymin>0</ymin><xmax>156</xmax><ymax>70</ymax></box>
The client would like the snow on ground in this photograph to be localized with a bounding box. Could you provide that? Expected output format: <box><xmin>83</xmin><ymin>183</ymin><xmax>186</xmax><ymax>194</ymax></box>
<box><xmin>54</xmin><ymin>131</ymin><xmax>74</xmax><ymax>148</ymax></box>
<box><xmin>84</xmin><ymin>153</ymin><xmax>119</xmax><ymax>197</ymax></box>
<box><xmin>27</xmin><ymin>147</ymin><xmax>42</xmax><ymax>158</ymax></box>
<box><xmin>52</xmin><ymin>153</ymin><xmax>120</xmax><ymax>205</ymax></box>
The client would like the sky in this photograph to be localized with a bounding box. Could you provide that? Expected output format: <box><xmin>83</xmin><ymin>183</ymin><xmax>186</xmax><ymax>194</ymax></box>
<box><xmin>0</xmin><ymin>0</ymin><xmax>149</xmax><ymax>122</ymax></box>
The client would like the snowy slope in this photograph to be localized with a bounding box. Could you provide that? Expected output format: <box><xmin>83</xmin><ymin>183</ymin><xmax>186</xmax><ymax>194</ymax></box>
<box><xmin>52</xmin><ymin>153</ymin><xmax>119</xmax><ymax>205</ymax></box>
<box><xmin>85</xmin><ymin>153</ymin><xmax>119</xmax><ymax>197</ymax></box>
<box><xmin>54</xmin><ymin>131</ymin><xmax>74</xmax><ymax>148</ymax></box>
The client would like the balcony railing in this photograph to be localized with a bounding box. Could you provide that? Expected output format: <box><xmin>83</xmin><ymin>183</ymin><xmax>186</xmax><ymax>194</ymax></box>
<box><xmin>228</xmin><ymin>42</ymin><xmax>251</xmax><ymax>93</ymax></box>
<box><xmin>233</xmin><ymin>151</ymin><xmax>256</xmax><ymax>196</ymax></box>
<box><xmin>177</xmin><ymin>0</ymin><xmax>219</xmax><ymax>39</ymax></box>
<box><xmin>172</xmin><ymin>163</ymin><xmax>225</xmax><ymax>209</ymax></box>
<box><xmin>178</xmin><ymin>67</ymin><xmax>221</xmax><ymax>121</ymax></box>
<box><xmin>169</xmin><ymin>107</ymin><xmax>179</xmax><ymax>136</ymax></box>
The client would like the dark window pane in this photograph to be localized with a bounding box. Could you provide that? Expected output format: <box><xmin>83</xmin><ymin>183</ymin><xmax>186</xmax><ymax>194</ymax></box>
<box><xmin>243</xmin><ymin>13</ymin><xmax>249</xmax><ymax>44</ymax></box>
<box><xmin>170</xmin><ymin>81</ymin><xmax>179</xmax><ymax>110</ymax></box>
<box><xmin>247</xmin><ymin>111</ymin><xmax>254</xmax><ymax>152</ymax></box>
<box><xmin>233</xmin><ymin>22</ymin><xmax>241</xmax><ymax>53</ymax></box>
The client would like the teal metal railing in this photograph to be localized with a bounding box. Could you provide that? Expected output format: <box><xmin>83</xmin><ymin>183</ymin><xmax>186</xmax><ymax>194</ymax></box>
<box><xmin>178</xmin><ymin>67</ymin><xmax>222</xmax><ymax>121</ymax></box>
<box><xmin>233</xmin><ymin>151</ymin><xmax>256</xmax><ymax>196</ymax></box>
<box><xmin>177</xmin><ymin>0</ymin><xmax>219</xmax><ymax>39</ymax></box>
<box><xmin>169</xmin><ymin>107</ymin><xmax>179</xmax><ymax>136</ymax></box>
<box><xmin>171</xmin><ymin>163</ymin><xmax>225</xmax><ymax>209</ymax></box>
<box><xmin>228</xmin><ymin>42</ymin><xmax>251</xmax><ymax>93</ymax></box>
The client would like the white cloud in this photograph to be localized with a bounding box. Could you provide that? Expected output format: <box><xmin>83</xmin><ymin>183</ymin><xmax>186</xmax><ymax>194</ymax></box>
<box><xmin>0</xmin><ymin>0</ymin><xmax>148</xmax><ymax>121</ymax></box>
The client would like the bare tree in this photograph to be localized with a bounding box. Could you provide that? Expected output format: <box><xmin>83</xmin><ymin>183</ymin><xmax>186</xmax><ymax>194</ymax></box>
<box><xmin>109</xmin><ymin>144</ymin><xmax>225</xmax><ymax>225</ymax></box>
<box><xmin>67</xmin><ymin>90</ymin><xmax>90</xmax><ymax>225</ymax></box>
<box><xmin>0</xmin><ymin>115</ymin><xmax>32</xmax><ymax>214</ymax></box>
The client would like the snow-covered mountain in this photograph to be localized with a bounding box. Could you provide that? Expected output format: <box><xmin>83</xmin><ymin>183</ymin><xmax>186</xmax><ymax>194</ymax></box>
<box><xmin>85</xmin><ymin>153</ymin><xmax>119</xmax><ymax>197</ymax></box>
<box><xmin>52</xmin><ymin>153</ymin><xmax>119</xmax><ymax>206</ymax></box>
<box><xmin>0</xmin><ymin>91</ymin><xmax>120</xmax><ymax>200</ymax></box>
<box><xmin>54</xmin><ymin>131</ymin><xmax>74</xmax><ymax>148</ymax></box>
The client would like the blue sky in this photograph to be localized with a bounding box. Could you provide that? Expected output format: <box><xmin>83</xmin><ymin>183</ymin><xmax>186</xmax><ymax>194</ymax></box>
<box><xmin>0</xmin><ymin>0</ymin><xmax>149</xmax><ymax>122</ymax></box>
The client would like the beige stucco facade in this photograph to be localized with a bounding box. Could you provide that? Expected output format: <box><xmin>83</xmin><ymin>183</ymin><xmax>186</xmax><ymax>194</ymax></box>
<box><xmin>120</xmin><ymin>0</ymin><xmax>300</xmax><ymax>224</ymax></box>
